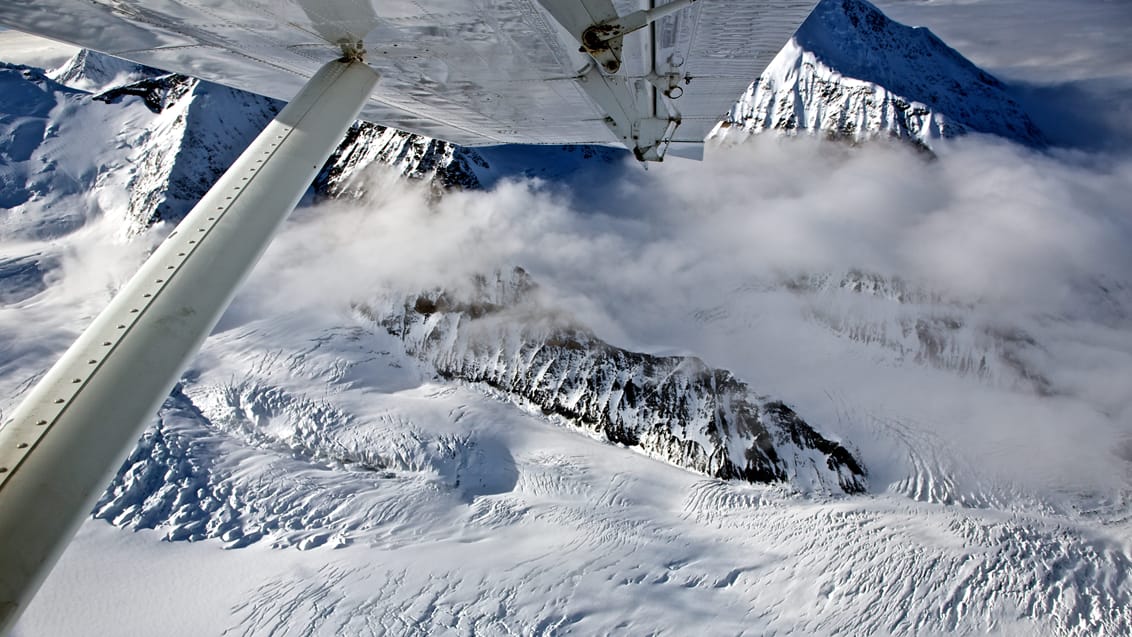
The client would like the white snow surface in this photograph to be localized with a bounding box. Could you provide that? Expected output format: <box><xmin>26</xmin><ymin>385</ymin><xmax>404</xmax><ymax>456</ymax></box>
<box><xmin>2</xmin><ymin>5</ymin><xmax>1132</xmax><ymax>636</ymax></box>
<box><xmin>711</xmin><ymin>0</ymin><xmax>1044</xmax><ymax>149</ymax></box>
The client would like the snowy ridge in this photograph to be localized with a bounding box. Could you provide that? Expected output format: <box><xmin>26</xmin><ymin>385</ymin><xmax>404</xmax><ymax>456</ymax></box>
<box><xmin>110</xmin><ymin>74</ymin><xmax>281</xmax><ymax>234</ymax></box>
<box><xmin>47</xmin><ymin>48</ymin><xmax>156</xmax><ymax>93</ymax></box>
<box><xmin>374</xmin><ymin>269</ymin><xmax>867</xmax><ymax>494</ymax></box>
<box><xmin>0</xmin><ymin>61</ymin><xmax>153</xmax><ymax>240</ymax></box>
<box><xmin>712</xmin><ymin>0</ymin><xmax>1045</xmax><ymax>149</ymax></box>
<box><xmin>315</xmin><ymin>122</ymin><xmax>486</xmax><ymax>198</ymax></box>
<box><xmin>1</xmin><ymin>56</ymin><xmax>279</xmax><ymax>237</ymax></box>
<box><xmin>84</xmin><ymin>304</ymin><xmax>1132</xmax><ymax>636</ymax></box>
<box><xmin>741</xmin><ymin>270</ymin><xmax>1054</xmax><ymax>393</ymax></box>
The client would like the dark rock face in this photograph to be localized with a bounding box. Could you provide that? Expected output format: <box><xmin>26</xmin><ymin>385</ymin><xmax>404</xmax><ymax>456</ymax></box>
<box><xmin>92</xmin><ymin>73</ymin><xmax>195</xmax><ymax>114</ymax></box>
<box><xmin>314</xmin><ymin>121</ymin><xmax>486</xmax><ymax>199</ymax></box>
<box><xmin>376</xmin><ymin>270</ymin><xmax>867</xmax><ymax>494</ymax></box>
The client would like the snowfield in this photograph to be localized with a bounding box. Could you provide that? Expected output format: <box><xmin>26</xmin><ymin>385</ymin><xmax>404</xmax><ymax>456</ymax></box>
<box><xmin>3</xmin><ymin>0</ymin><xmax>1132</xmax><ymax>635</ymax></box>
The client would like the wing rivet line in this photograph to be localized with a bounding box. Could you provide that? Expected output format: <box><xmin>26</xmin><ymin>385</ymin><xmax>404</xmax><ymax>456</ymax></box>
<box><xmin>0</xmin><ymin>62</ymin><xmax>379</xmax><ymax>627</ymax></box>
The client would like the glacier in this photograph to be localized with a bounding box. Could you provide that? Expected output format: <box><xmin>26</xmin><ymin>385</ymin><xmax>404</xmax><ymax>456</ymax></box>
<box><xmin>1</xmin><ymin>0</ymin><xmax>1132</xmax><ymax>635</ymax></box>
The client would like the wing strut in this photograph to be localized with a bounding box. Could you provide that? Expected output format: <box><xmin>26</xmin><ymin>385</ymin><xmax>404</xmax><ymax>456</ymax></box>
<box><xmin>0</xmin><ymin>58</ymin><xmax>379</xmax><ymax>633</ymax></box>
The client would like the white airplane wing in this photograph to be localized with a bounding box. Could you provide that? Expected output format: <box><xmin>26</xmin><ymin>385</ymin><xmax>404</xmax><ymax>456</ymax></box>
<box><xmin>0</xmin><ymin>0</ymin><xmax>815</xmax><ymax>159</ymax></box>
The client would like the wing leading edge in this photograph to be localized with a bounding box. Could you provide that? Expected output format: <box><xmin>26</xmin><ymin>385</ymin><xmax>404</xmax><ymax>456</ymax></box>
<box><xmin>0</xmin><ymin>1</ymin><xmax>813</xmax><ymax>152</ymax></box>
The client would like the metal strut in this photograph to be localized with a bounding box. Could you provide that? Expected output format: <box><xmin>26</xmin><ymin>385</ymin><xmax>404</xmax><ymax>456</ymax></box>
<box><xmin>0</xmin><ymin>58</ymin><xmax>379</xmax><ymax>634</ymax></box>
<box><xmin>580</xmin><ymin>0</ymin><xmax>700</xmax><ymax>73</ymax></box>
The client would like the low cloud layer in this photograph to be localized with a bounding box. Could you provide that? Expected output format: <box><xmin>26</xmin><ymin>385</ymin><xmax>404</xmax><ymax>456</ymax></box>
<box><xmin>253</xmin><ymin>137</ymin><xmax>1132</xmax><ymax>319</ymax></box>
<box><xmin>239</xmin><ymin>136</ymin><xmax>1132</xmax><ymax>503</ymax></box>
<box><xmin>3</xmin><ymin>134</ymin><xmax>1130</xmax><ymax>507</ymax></box>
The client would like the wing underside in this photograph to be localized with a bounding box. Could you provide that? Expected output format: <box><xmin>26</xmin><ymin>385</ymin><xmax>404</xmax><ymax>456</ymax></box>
<box><xmin>0</xmin><ymin>0</ymin><xmax>815</xmax><ymax>157</ymax></box>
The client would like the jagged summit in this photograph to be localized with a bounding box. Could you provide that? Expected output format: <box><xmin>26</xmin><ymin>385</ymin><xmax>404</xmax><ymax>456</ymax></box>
<box><xmin>713</xmin><ymin>0</ymin><xmax>1045</xmax><ymax>149</ymax></box>
<box><xmin>48</xmin><ymin>48</ymin><xmax>158</xmax><ymax>93</ymax></box>
<box><xmin>376</xmin><ymin>269</ymin><xmax>867</xmax><ymax>494</ymax></box>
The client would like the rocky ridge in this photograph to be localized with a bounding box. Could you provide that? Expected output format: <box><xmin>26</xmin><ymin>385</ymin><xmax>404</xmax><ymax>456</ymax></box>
<box><xmin>372</xmin><ymin>269</ymin><xmax>867</xmax><ymax>494</ymax></box>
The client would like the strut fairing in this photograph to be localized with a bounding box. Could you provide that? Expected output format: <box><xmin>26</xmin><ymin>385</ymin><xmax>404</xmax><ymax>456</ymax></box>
<box><xmin>0</xmin><ymin>0</ymin><xmax>816</xmax><ymax>160</ymax></box>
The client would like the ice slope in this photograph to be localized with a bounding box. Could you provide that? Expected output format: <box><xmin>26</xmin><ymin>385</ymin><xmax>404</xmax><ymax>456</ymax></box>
<box><xmin>0</xmin><ymin>62</ymin><xmax>143</xmax><ymax>239</ymax></box>
<box><xmin>0</xmin><ymin>55</ymin><xmax>278</xmax><ymax>240</ymax></box>
<box><xmin>51</xmin><ymin>287</ymin><xmax>1131</xmax><ymax>636</ymax></box>
<box><xmin>712</xmin><ymin>0</ymin><xmax>1046</xmax><ymax>149</ymax></box>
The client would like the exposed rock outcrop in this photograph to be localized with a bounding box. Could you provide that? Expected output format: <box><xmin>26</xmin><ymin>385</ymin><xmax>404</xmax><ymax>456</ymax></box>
<box><xmin>374</xmin><ymin>269</ymin><xmax>867</xmax><ymax>494</ymax></box>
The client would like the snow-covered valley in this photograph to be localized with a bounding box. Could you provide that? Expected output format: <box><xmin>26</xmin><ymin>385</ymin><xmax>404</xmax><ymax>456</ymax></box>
<box><xmin>2</xmin><ymin>0</ymin><xmax>1132</xmax><ymax>634</ymax></box>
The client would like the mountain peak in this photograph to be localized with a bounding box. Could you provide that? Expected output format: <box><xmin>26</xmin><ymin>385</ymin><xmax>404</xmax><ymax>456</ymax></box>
<box><xmin>713</xmin><ymin>0</ymin><xmax>1046</xmax><ymax>149</ymax></box>
<box><xmin>48</xmin><ymin>48</ymin><xmax>158</xmax><ymax>94</ymax></box>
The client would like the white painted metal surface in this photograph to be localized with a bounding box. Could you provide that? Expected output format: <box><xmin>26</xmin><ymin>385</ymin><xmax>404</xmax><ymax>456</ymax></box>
<box><xmin>0</xmin><ymin>58</ymin><xmax>379</xmax><ymax>634</ymax></box>
<box><xmin>0</xmin><ymin>0</ymin><xmax>817</xmax><ymax>158</ymax></box>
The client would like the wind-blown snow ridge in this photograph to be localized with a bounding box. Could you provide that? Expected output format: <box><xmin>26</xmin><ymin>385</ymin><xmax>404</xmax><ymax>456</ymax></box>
<box><xmin>712</xmin><ymin>0</ymin><xmax>1045</xmax><ymax>149</ymax></box>
<box><xmin>84</xmin><ymin>308</ymin><xmax>1132</xmax><ymax>636</ymax></box>
<box><xmin>47</xmin><ymin>48</ymin><xmax>156</xmax><ymax>94</ymax></box>
<box><xmin>373</xmin><ymin>269</ymin><xmax>867</xmax><ymax>494</ymax></box>
<box><xmin>746</xmin><ymin>269</ymin><xmax>1055</xmax><ymax>393</ymax></box>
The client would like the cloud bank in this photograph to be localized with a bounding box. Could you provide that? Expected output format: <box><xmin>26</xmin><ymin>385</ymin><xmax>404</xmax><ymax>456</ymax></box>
<box><xmin>235</xmin><ymin>135</ymin><xmax>1132</xmax><ymax>504</ymax></box>
<box><xmin>3</xmin><ymin>133</ymin><xmax>1130</xmax><ymax>508</ymax></box>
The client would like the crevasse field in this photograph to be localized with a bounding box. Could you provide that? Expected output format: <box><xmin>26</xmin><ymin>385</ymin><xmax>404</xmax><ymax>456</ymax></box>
<box><xmin>2</xmin><ymin>0</ymin><xmax>1132</xmax><ymax>635</ymax></box>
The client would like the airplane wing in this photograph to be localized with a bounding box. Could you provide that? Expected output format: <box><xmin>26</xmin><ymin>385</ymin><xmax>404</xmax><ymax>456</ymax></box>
<box><xmin>0</xmin><ymin>0</ymin><xmax>816</xmax><ymax>160</ymax></box>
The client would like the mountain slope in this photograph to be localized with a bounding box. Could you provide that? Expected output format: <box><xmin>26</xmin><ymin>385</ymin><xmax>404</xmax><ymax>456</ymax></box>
<box><xmin>377</xmin><ymin>269</ymin><xmax>866</xmax><ymax>493</ymax></box>
<box><xmin>711</xmin><ymin>0</ymin><xmax>1045</xmax><ymax>148</ymax></box>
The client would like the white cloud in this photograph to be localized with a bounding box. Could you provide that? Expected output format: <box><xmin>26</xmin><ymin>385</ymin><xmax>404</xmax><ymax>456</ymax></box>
<box><xmin>234</xmin><ymin>134</ymin><xmax>1132</xmax><ymax>503</ymax></box>
<box><xmin>3</xmin><ymin>131</ymin><xmax>1129</xmax><ymax>505</ymax></box>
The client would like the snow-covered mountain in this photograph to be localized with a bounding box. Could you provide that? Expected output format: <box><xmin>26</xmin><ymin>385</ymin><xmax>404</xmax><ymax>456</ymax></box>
<box><xmin>3</xmin><ymin>3</ymin><xmax>1132</xmax><ymax>635</ymax></box>
<box><xmin>377</xmin><ymin>268</ymin><xmax>866</xmax><ymax>493</ymax></box>
<box><xmin>728</xmin><ymin>269</ymin><xmax>1059</xmax><ymax>395</ymax></box>
<box><xmin>711</xmin><ymin>0</ymin><xmax>1046</xmax><ymax>149</ymax></box>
